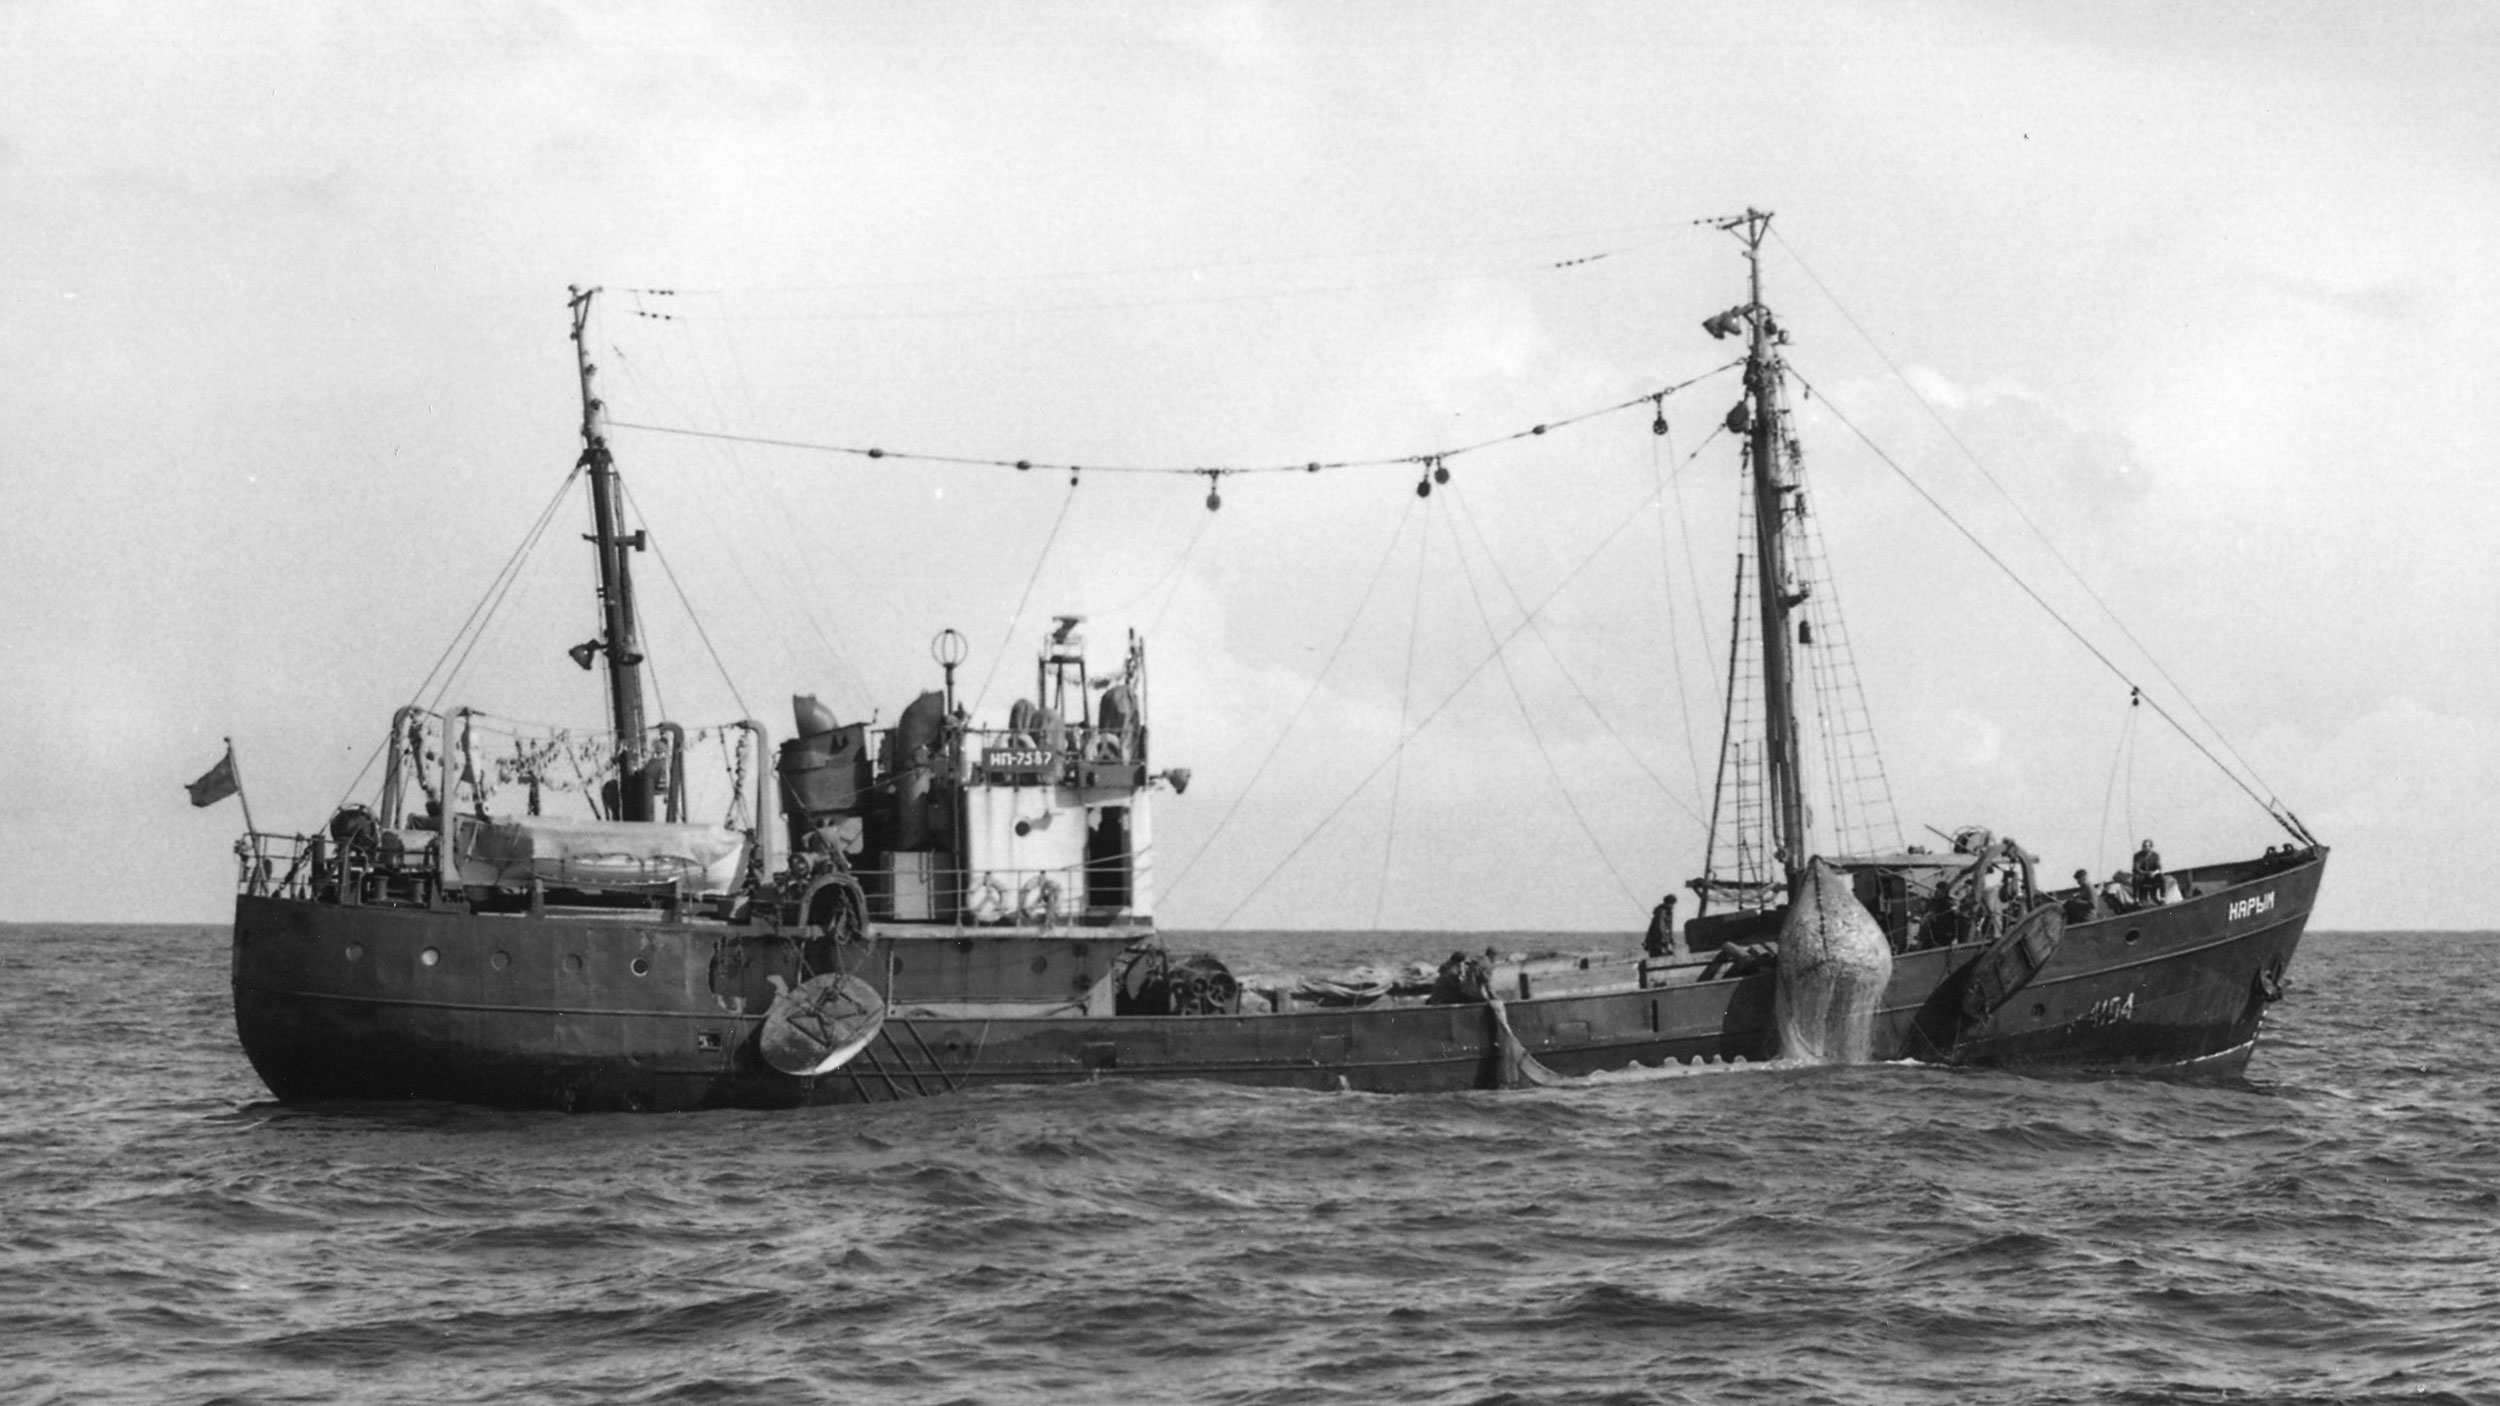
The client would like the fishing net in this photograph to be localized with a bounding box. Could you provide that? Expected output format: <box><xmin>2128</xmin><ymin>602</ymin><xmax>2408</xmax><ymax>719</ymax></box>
<box><xmin>1774</xmin><ymin>860</ymin><xmax>1895</xmax><ymax>1063</ymax></box>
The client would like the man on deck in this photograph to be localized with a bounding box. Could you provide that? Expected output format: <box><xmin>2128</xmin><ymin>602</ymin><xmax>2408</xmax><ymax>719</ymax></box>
<box><xmin>1645</xmin><ymin>894</ymin><xmax>1683</xmax><ymax>958</ymax></box>
<box><xmin>2063</xmin><ymin>867</ymin><xmax>2101</xmax><ymax>922</ymax></box>
<box><xmin>2133</xmin><ymin>839</ymin><xmax>2165</xmax><ymax>905</ymax></box>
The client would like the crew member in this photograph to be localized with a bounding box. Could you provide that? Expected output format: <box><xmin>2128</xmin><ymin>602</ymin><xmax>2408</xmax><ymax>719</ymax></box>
<box><xmin>2063</xmin><ymin>867</ymin><xmax>2100</xmax><ymax>922</ymax></box>
<box><xmin>1970</xmin><ymin>838</ymin><xmax>2007</xmax><ymax>935</ymax></box>
<box><xmin>1645</xmin><ymin>894</ymin><xmax>1682</xmax><ymax>958</ymax></box>
<box><xmin>2133</xmin><ymin>839</ymin><xmax>2165</xmax><ymax>905</ymax></box>
<box><xmin>1998</xmin><ymin>834</ymin><xmax>2039</xmax><ymax>908</ymax></box>
<box><xmin>2104</xmin><ymin>869</ymin><xmax>2137</xmax><ymax>913</ymax></box>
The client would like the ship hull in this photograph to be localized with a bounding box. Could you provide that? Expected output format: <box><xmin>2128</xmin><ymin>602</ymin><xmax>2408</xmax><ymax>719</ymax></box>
<box><xmin>231</xmin><ymin>855</ymin><xmax>2325</xmax><ymax>1111</ymax></box>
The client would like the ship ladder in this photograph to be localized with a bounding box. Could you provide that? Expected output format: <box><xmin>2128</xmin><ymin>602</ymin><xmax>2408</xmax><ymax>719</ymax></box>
<box><xmin>840</xmin><ymin>1020</ymin><xmax>965</xmax><ymax>1102</ymax></box>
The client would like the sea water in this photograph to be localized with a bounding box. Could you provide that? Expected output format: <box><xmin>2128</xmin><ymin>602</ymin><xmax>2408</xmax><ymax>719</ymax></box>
<box><xmin>1</xmin><ymin>926</ymin><xmax>2494</xmax><ymax>1405</ymax></box>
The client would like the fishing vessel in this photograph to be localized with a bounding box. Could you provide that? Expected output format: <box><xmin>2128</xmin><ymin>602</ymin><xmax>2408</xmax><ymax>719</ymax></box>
<box><xmin>226</xmin><ymin>212</ymin><xmax>2326</xmax><ymax>1111</ymax></box>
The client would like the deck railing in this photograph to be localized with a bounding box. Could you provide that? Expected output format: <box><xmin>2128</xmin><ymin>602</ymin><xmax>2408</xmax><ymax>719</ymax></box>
<box><xmin>857</xmin><ymin>855</ymin><xmax>1146</xmax><ymax>926</ymax></box>
<box><xmin>232</xmin><ymin>830</ymin><xmax>441</xmax><ymax>906</ymax></box>
<box><xmin>233</xmin><ymin>828</ymin><xmax>1156</xmax><ymax>925</ymax></box>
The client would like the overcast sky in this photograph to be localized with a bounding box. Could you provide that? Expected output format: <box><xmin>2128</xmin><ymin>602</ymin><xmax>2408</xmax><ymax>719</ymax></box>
<box><xmin>4</xmin><ymin>1</ymin><xmax>2493</xmax><ymax>931</ymax></box>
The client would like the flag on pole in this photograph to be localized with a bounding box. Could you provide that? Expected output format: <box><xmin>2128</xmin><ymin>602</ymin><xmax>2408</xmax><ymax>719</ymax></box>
<box><xmin>187</xmin><ymin>748</ymin><xmax>240</xmax><ymax>808</ymax></box>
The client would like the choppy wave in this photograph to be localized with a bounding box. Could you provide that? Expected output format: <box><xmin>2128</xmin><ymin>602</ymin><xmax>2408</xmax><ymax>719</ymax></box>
<box><xmin>3</xmin><ymin>926</ymin><xmax>2496</xmax><ymax>1404</ymax></box>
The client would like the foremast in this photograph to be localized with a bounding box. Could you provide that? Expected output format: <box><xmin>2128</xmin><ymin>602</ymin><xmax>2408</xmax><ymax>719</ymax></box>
<box><xmin>1721</xmin><ymin>211</ymin><xmax>1809</xmax><ymax>896</ymax></box>
<box><xmin>567</xmin><ymin>286</ymin><xmax>656</xmax><ymax>822</ymax></box>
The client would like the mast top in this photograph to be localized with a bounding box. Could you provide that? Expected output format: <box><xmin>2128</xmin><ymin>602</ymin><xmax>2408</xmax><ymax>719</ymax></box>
<box><xmin>1700</xmin><ymin>210</ymin><xmax>1782</xmax><ymax>341</ymax></box>
<box><xmin>1712</xmin><ymin>207</ymin><xmax>1774</xmax><ymax>251</ymax></box>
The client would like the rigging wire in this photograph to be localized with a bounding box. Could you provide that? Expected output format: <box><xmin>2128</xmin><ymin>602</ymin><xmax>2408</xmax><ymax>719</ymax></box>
<box><xmin>1776</xmin><ymin>422</ymin><xmax>1903</xmax><ymax>857</ymax></box>
<box><xmin>417</xmin><ymin>466</ymin><xmax>588</xmax><ymax>717</ymax></box>
<box><xmin>1790</xmin><ymin>365</ymin><xmax>2299</xmax><ymax>836</ymax></box>
<box><xmin>1143</xmin><ymin>513</ymin><xmax>1215</xmax><ymax>640</ymax></box>
<box><xmin>630</xmin><ymin>535</ymin><xmax>675</xmax><ymax>737</ymax></box>
<box><xmin>2126</xmin><ymin>716</ymin><xmax>2139</xmax><ymax>853</ymax></box>
<box><xmin>1698</xmin><ymin>549</ymin><xmax>1752</xmax><ymax>902</ymax></box>
<box><xmin>650</xmin><ymin>309</ymin><xmax>918</xmax><ymax>676</ymax></box>
<box><xmin>1772</xmin><ymin>230</ymin><xmax>2286</xmax><ymax>812</ymax></box>
<box><xmin>969</xmin><ymin>479</ymin><xmax>1081</xmax><ymax>718</ymax></box>
<box><xmin>617</xmin><ymin>477</ymin><xmax>754</xmax><ymax>724</ymax></box>
<box><xmin>1651</xmin><ymin>420</ymin><xmax>1714</xmax><ymax>807</ymax></box>
<box><xmin>605</xmin><ymin>334</ymin><xmax>878</xmax><ymax>717</ymax></box>
<box><xmin>2099</xmin><ymin>690</ymin><xmax>2140</xmax><ymax>874</ymax></box>
<box><xmin>1440</xmin><ymin>490</ymin><xmax>1650</xmax><ymax>911</ymax></box>
<box><xmin>1110</xmin><ymin>505</ymin><xmax>1216</xmax><ymax>628</ymax></box>
<box><xmin>602</xmin><ymin>361</ymin><xmax>1739</xmax><ymax>484</ymax></box>
<box><xmin>1197</xmin><ymin>428</ymin><xmax>1725</xmax><ymax>928</ymax></box>
<box><xmin>312</xmin><ymin>277</ymin><xmax>1730</xmax><ymax>838</ymax></box>
<box><xmin>327</xmin><ymin>464</ymin><xmax>586</xmax><ymax>815</ymax></box>
<box><xmin>1373</xmin><ymin>500</ymin><xmax>1434</xmax><ymax>930</ymax></box>
<box><xmin>1162</xmin><ymin>497</ymin><xmax>1424</xmax><ymax>906</ymax></box>
<box><xmin>1446</xmin><ymin>486</ymin><xmax>1709</xmax><ymax>832</ymax></box>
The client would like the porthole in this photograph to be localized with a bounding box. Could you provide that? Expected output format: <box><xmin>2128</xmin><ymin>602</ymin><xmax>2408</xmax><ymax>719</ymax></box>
<box><xmin>630</xmin><ymin>957</ymin><xmax>651</xmax><ymax>977</ymax></box>
<box><xmin>1030</xmin><ymin>955</ymin><xmax>1050</xmax><ymax>975</ymax></box>
<box><xmin>490</xmin><ymin>950</ymin><xmax>510</xmax><ymax>971</ymax></box>
<box><xmin>2029</xmin><ymin>1002</ymin><xmax>2047</xmax><ymax>1018</ymax></box>
<box><xmin>2124</xmin><ymin>928</ymin><xmax>2142</xmax><ymax>946</ymax></box>
<box><xmin>344</xmin><ymin>942</ymin><xmax>363</xmax><ymax>962</ymax></box>
<box><xmin>563</xmin><ymin>953</ymin><xmax>584</xmax><ymax>974</ymax></box>
<box><xmin>420</xmin><ymin>947</ymin><xmax>441</xmax><ymax>968</ymax></box>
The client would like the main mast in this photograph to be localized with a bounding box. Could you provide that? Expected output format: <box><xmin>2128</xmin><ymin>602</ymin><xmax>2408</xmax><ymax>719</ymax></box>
<box><xmin>567</xmin><ymin>286</ymin><xmax>655</xmax><ymax>822</ymax></box>
<box><xmin>1724</xmin><ymin>211</ymin><xmax>1809</xmax><ymax>892</ymax></box>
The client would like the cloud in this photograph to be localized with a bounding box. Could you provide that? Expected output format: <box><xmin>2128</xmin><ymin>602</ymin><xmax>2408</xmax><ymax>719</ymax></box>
<box><xmin>2254</xmin><ymin>696</ymin><xmax>2496</xmax><ymax>929</ymax></box>
<box><xmin>2254</xmin><ymin>272</ymin><xmax>2429</xmax><ymax>323</ymax></box>
<box><xmin>1838</xmin><ymin>365</ymin><xmax>2152</xmax><ymax>507</ymax></box>
<box><xmin>1943</xmin><ymin>708</ymin><xmax>2004</xmax><ymax>768</ymax></box>
<box><xmin>1163</xmin><ymin>2</ymin><xmax>1295</xmax><ymax>78</ymax></box>
<box><xmin>3</xmin><ymin>1</ymin><xmax>2495</xmax><ymax>928</ymax></box>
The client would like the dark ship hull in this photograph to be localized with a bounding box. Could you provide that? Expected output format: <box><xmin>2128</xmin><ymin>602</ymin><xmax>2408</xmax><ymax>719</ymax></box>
<box><xmin>224</xmin><ymin>239</ymin><xmax>2335</xmax><ymax>1114</ymax></box>
<box><xmin>232</xmin><ymin>852</ymin><xmax>2323</xmax><ymax>1112</ymax></box>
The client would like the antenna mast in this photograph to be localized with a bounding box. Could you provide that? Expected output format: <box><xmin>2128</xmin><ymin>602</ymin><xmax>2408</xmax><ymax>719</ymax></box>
<box><xmin>567</xmin><ymin>286</ymin><xmax>655</xmax><ymax>822</ymax></box>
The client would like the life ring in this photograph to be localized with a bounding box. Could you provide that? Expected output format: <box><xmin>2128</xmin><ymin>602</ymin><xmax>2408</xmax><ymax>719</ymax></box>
<box><xmin>1017</xmin><ymin>874</ymin><xmax>1060</xmax><ymax>923</ymax></box>
<box><xmin>1085</xmin><ymin>731</ymin><xmax>1125</xmax><ymax>762</ymax></box>
<box><xmin>800</xmin><ymin>873</ymin><xmax>868</xmax><ymax>943</ymax></box>
<box><xmin>968</xmin><ymin>874</ymin><xmax>1008</xmax><ymax>925</ymax></box>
